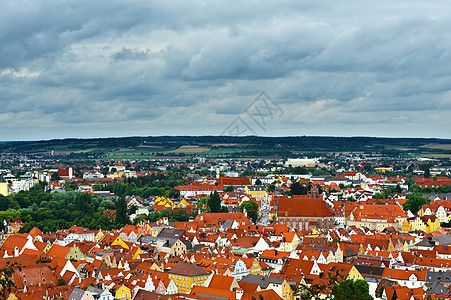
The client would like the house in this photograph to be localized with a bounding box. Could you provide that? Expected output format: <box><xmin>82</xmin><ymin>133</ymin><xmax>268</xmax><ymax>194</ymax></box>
<box><xmin>346</xmin><ymin>204</ymin><xmax>407</xmax><ymax>231</ymax></box>
<box><xmin>63</xmin><ymin>226</ymin><xmax>96</xmax><ymax>245</ymax></box>
<box><xmin>168</xmin><ymin>261</ymin><xmax>210</xmax><ymax>294</ymax></box>
<box><xmin>279</xmin><ymin>232</ymin><xmax>300</xmax><ymax>252</ymax></box>
<box><xmin>408</xmin><ymin>215</ymin><xmax>441</xmax><ymax>233</ymax></box>
<box><xmin>139</xmin><ymin>230</ymin><xmax>189</xmax><ymax>257</ymax></box>
<box><xmin>258</xmin><ymin>250</ymin><xmax>290</xmax><ymax>273</ymax></box>
<box><xmin>1</xmin><ymin>234</ymin><xmax>38</xmax><ymax>258</ymax></box>
<box><xmin>47</xmin><ymin>243</ymin><xmax>85</xmax><ymax>261</ymax></box>
<box><xmin>240</xmin><ymin>274</ymin><xmax>292</xmax><ymax>300</ymax></box>
<box><xmin>194</xmin><ymin>212</ymin><xmax>252</xmax><ymax>230</ymax></box>
<box><xmin>67</xmin><ymin>287</ymin><xmax>94</xmax><ymax>300</ymax></box>
<box><xmin>382</xmin><ymin>269</ymin><xmax>427</xmax><ymax>289</ymax></box>
<box><xmin>114</xmin><ymin>284</ymin><xmax>132</xmax><ymax>300</ymax></box>
<box><xmin>244</xmin><ymin>185</ymin><xmax>267</xmax><ymax>200</ymax></box>
<box><xmin>58</xmin><ymin>167</ymin><xmax>74</xmax><ymax>180</ymax></box>
<box><xmin>13</xmin><ymin>264</ymin><xmax>56</xmax><ymax>290</ymax></box>
<box><xmin>277</xmin><ymin>195</ymin><xmax>334</xmax><ymax>230</ymax></box>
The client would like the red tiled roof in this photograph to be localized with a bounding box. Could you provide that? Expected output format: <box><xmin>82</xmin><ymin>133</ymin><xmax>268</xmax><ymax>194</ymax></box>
<box><xmin>278</xmin><ymin>196</ymin><xmax>333</xmax><ymax>217</ymax></box>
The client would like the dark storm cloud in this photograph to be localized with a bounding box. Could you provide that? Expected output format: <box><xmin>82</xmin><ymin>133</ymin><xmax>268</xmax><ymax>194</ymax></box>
<box><xmin>0</xmin><ymin>0</ymin><xmax>450</xmax><ymax>140</ymax></box>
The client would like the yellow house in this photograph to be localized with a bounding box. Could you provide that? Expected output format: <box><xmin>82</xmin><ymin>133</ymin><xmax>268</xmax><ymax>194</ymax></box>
<box><xmin>7</xmin><ymin>293</ymin><xmax>18</xmax><ymax>300</ymax></box>
<box><xmin>40</xmin><ymin>241</ymin><xmax>53</xmax><ymax>254</ymax></box>
<box><xmin>280</xmin><ymin>232</ymin><xmax>300</xmax><ymax>252</ymax></box>
<box><xmin>131</xmin><ymin>247</ymin><xmax>144</xmax><ymax>259</ymax></box>
<box><xmin>0</xmin><ymin>182</ymin><xmax>10</xmax><ymax>196</ymax></box>
<box><xmin>178</xmin><ymin>198</ymin><xmax>191</xmax><ymax>207</ymax></box>
<box><xmin>169</xmin><ymin>261</ymin><xmax>210</xmax><ymax>294</ymax></box>
<box><xmin>358</xmin><ymin>244</ymin><xmax>366</xmax><ymax>255</ymax></box>
<box><xmin>347</xmin><ymin>265</ymin><xmax>363</xmax><ymax>280</ymax></box>
<box><xmin>400</xmin><ymin>219</ymin><xmax>412</xmax><ymax>232</ymax></box>
<box><xmin>409</xmin><ymin>215</ymin><xmax>441</xmax><ymax>233</ymax></box>
<box><xmin>155</xmin><ymin>196</ymin><xmax>175</xmax><ymax>208</ymax></box>
<box><xmin>245</xmin><ymin>258</ymin><xmax>263</xmax><ymax>275</ymax></box>
<box><xmin>387</xmin><ymin>239</ymin><xmax>395</xmax><ymax>252</ymax></box>
<box><xmin>334</xmin><ymin>245</ymin><xmax>344</xmax><ymax>263</ymax></box>
<box><xmin>150</xmin><ymin>262</ymin><xmax>163</xmax><ymax>272</ymax></box>
<box><xmin>277</xmin><ymin>278</ymin><xmax>293</xmax><ymax>300</ymax></box>
<box><xmin>115</xmin><ymin>284</ymin><xmax>131</xmax><ymax>300</ymax></box>
<box><xmin>325</xmin><ymin>251</ymin><xmax>336</xmax><ymax>263</ymax></box>
<box><xmin>244</xmin><ymin>186</ymin><xmax>267</xmax><ymax>200</ymax></box>
<box><xmin>374</xmin><ymin>167</ymin><xmax>393</xmax><ymax>172</ymax></box>
<box><xmin>111</xmin><ymin>236</ymin><xmax>129</xmax><ymax>249</ymax></box>
<box><xmin>324</xmin><ymin>263</ymin><xmax>363</xmax><ymax>281</ymax></box>
<box><xmin>402</xmin><ymin>241</ymin><xmax>410</xmax><ymax>252</ymax></box>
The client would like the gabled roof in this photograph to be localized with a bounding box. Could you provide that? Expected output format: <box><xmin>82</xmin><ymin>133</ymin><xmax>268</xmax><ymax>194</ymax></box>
<box><xmin>240</xmin><ymin>274</ymin><xmax>284</xmax><ymax>289</ymax></box>
<box><xmin>47</xmin><ymin>244</ymin><xmax>71</xmax><ymax>259</ymax></box>
<box><xmin>208</xmin><ymin>274</ymin><xmax>237</xmax><ymax>290</ymax></box>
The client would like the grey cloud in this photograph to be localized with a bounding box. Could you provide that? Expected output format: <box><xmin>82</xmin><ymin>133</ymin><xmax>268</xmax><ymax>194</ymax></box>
<box><xmin>1</xmin><ymin>0</ymin><xmax>451</xmax><ymax>140</ymax></box>
<box><xmin>111</xmin><ymin>48</ymin><xmax>150</xmax><ymax>61</ymax></box>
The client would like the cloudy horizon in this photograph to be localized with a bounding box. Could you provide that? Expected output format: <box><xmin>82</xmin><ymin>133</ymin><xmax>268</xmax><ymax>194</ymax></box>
<box><xmin>1</xmin><ymin>0</ymin><xmax>451</xmax><ymax>141</ymax></box>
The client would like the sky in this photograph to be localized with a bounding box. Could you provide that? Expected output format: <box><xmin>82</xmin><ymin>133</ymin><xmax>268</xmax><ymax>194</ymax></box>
<box><xmin>1</xmin><ymin>0</ymin><xmax>451</xmax><ymax>141</ymax></box>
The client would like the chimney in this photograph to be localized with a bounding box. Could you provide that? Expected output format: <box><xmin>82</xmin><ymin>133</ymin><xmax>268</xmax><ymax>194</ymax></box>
<box><xmin>236</xmin><ymin>288</ymin><xmax>244</xmax><ymax>300</ymax></box>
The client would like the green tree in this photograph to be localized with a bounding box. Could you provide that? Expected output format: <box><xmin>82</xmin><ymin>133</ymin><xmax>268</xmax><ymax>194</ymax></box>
<box><xmin>239</xmin><ymin>201</ymin><xmax>259</xmax><ymax>223</ymax></box>
<box><xmin>403</xmin><ymin>194</ymin><xmax>430</xmax><ymax>214</ymax></box>
<box><xmin>208</xmin><ymin>191</ymin><xmax>221</xmax><ymax>213</ymax></box>
<box><xmin>267</xmin><ymin>183</ymin><xmax>276</xmax><ymax>192</ymax></box>
<box><xmin>372</xmin><ymin>193</ymin><xmax>383</xmax><ymax>199</ymax></box>
<box><xmin>102</xmin><ymin>167</ymin><xmax>109</xmax><ymax>176</ymax></box>
<box><xmin>301</xmin><ymin>271</ymin><xmax>373</xmax><ymax>300</ymax></box>
<box><xmin>363</xmin><ymin>163</ymin><xmax>373</xmax><ymax>173</ymax></box>
<box><xmin>224</xmin><ymin>185</ymin><xmax>234</xmax><ymax>192</ymax></box>
<box><xmin>331</xmin><ymin>279</ymin><xmax>373</xmax><ymax>300</ymax></box>
<box><xmin>290</xmin><ymin>182</ymin><xmax>307</xmax><ymax>195</ymax></box>
<box><xmin>115</xmin><ymin>195</ymin><xmax>129</xmax><ymax>226</ymax></box>
<box><xmin>196</xmin><ymin>196</ymin><xmax>209</xmax><ymax>212</ymax></box>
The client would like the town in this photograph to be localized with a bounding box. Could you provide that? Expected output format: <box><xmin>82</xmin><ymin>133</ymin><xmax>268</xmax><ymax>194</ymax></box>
<box><xmin>1</xmin><ymin>150</ymin><xmax>451</xmax><ymax>300</ymax></box>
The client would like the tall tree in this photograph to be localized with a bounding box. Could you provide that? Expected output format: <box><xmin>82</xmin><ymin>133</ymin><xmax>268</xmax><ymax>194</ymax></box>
<box><xmin>208</xmin><ymin>191</ymin><xmax>221</xmax><ymax>213</ymax></box>
<box><xmin>115</xmin><ymin>195</ymin><xmax>129</xmax><ymax>225</ymax></box>
<box><xmin>290</xmin><ymin>182</ymin><xmax>307</xmax><ymax>195</ymax></box>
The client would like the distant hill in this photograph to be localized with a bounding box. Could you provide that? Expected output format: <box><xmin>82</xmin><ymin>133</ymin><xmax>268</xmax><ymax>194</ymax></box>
<box><xmin>0</xmin><ymin>136</ymin><xmax>450</xmax><ymax>158</ymax></box>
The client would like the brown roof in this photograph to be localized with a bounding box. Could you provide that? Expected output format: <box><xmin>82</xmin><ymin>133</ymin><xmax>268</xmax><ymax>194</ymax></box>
<box><xmin>134</xmin><ymin>290</ymin><xmax>173</xmax><ymax>300</ymax></box>
<box><xmin>13</xmin><ymin>264</ymin><xmax>56</xmax><ymax>289</ymax></box>
<box><xmin>169</xmin><ymin>261</ymin><xmax>210</xmax><ymax>277</ymax></box>
<box><xmin>218</xmin><ymin>176</ymin><xmax>251</xmax><ymax>186</ymax></box>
